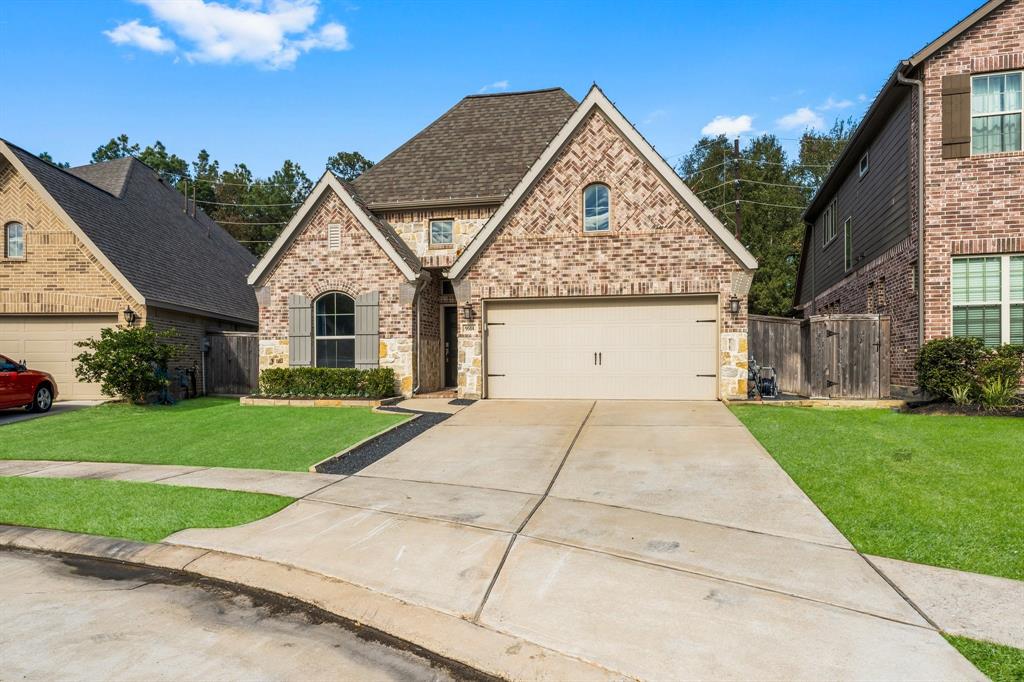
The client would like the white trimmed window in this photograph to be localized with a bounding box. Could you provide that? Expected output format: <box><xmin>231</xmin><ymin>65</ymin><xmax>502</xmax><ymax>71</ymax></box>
<box><xmin>583</xmin><ymin>183</ymin><xmax>610</xmax><ymax>233</ymax></box>
<box><xmin>859</xmin><ymin>152</ymin><xmax>869</xmax><ymax>177</ymax></box>
<box><xmin>314</xmin><ymin>293</ymin><xmax>355</xmax><ymax>367</ymax></box>
<box><xmin>822</xmin><ymin>198</ymin><xmax>837</xmax><ymax>245</ymax></box>
<box><xmin>429</xmin><ymin>219</ymin><xmax>453</xmax><ymax>246</ymax></box>
<box><xmin>952</xmin><ymin>255</ymin><xmax>1024</xmax><ymax>347</ymax></box>
<box><xmin>971</xmin><ymin>71</ymin><xmax>1022</xmax><ymax>155</ymax></box>
<box><xmin>843</xmin><ymin>217</ymin><xmax>853</xmax><ymax>271</ymax></box>
<box><xmin>5</xmin><ymin>222</ymin><xmax>25</xmax><ymax>259</ymax></box>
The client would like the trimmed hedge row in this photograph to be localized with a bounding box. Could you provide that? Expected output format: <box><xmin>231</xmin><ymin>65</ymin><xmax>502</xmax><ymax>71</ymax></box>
<box><xmin>257</xmin><ymin>367</ymin><xmax>397</xmax><ymax>399</ymax></box>
<box><xmin>915</xmin><ymin>337</ymin><xmax>1023</xmax><ymax>402</ymax></box>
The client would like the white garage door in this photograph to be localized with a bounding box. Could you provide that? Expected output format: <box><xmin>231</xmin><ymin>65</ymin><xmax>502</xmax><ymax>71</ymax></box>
<box><xmin>485</xmin><ymin>296</ymin><xmax>718</xmax><ymax>400</ymax></box>
<box><xmin>0</xmin><ymin>316</ymin><xmax>117</xmax><ymax>400</ymax></box>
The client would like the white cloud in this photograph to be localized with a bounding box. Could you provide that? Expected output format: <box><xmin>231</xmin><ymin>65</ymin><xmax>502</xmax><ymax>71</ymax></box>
<box><xmin>106</xmin><ymin>0</ymin><xmax>350</xmax><ymax>69</ymax></box>
<box><xmin>701</xmin><ymin>114</ymin><xmax>754</xmax><ymax>137</ymax></box>
<box><xmin>643</xmin><ymin>109</ymin><xmax>668</xmax><ymax>125</ymax></box>
<box><xmin>858</xmin><ymin>93</ymin><xmax>868</xmax><ymax>102</ymax></box>
<box><xmin>818</xmin><ymin>96</ymin><xmax>854</xmax><ymax>111</ymax></box>
<box><xmin>104</xmin><ymin>20</ymin><xmax>176</xmax><ymax>53</ymax></box>
<box><xmin>478</xmin><ymin>80</ymin><xmax>510</xmax><ymax>93</ymax></box>
<box><xmin>776</xmin><ymin>107</ymin><xmax>824</xmax><ymax>131</ymax></box>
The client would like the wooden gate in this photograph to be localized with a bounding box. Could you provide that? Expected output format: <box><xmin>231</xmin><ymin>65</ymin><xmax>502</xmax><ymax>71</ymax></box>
<box><xmin>749</xmin><ymin>314</ymin><xmax>890</xmax><ymax>399</ymax></box>
<box><xmin>205</xmin><ymin>332</ymin><xmax>258</xmax><ymax>395</ymax></box>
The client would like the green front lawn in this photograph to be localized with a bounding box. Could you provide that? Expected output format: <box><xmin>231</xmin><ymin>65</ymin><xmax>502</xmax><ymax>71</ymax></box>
<box><xmin>0</xmin><ymin>397</ymin><xmax>407</xmax><ymax>472</ymax></box>
<box><xmin>945</xmin><ymin>636</ymin><xmax>1024</xmax><ymax>682</ymax></box>
<box><xmin>731</xmin><ymin>406</ymin><xmax>1023</xmax><ymax>581</ymax></box>
<box><xmin>0</xmin><ymin>477</ymin><xmax>292</xmax><ymax>543</ymax></box>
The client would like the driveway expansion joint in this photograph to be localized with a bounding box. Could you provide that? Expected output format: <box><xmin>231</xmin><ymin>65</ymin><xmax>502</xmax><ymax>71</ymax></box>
<box><xmin>470</xmin><ymin>401</ymin><xmax>596</xmax><ymax>623</ymax></box>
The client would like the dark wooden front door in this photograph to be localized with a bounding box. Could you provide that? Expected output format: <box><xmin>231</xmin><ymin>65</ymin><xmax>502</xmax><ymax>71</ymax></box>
<box><xmin>443</xmin><ymin>306</ymin><xmax>458</xmax><ymax>388</ymax></box>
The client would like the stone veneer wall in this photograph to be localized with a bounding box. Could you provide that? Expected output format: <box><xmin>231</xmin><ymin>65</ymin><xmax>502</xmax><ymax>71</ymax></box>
<box><xmin>457</xmin><ymin>110</ymin><xmax>751</xmax><ymax>399</ymax></box>
<box><xmin>920</xmin><ymin>0</ymin><xmax>1024</xmax><ymax>344</ymax></box>
<box><xmin>258</xmin><ymin>190</ymin><xmax>414</xmax><ymax>395</ymax></box>
<box><xmin>381</xmin><ymin>206</ymin><xmax>494</xmax><ymax>269</ymax></box>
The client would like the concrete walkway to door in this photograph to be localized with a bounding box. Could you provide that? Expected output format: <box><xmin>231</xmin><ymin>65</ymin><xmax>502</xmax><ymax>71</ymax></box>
<box><xmin>168</xmin><ymin>400</ymin><xmax>981</xmax><ymax>681</ymax></box>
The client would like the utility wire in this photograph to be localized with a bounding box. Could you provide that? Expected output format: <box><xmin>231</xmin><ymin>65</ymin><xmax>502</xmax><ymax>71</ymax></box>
<box><xmin>214</xmin><ymin>219</ymin><xmax>289</xmax><ymax>225</ymax></box>
<box><xmin>196</xmin><ymin>198</ymin><xmax>301</xmax><ymax>207</ymax></box>
<box><xmin>711</xmin><ymin>199</ymin><xmax>807</xmax><ymax>211</ymax></box>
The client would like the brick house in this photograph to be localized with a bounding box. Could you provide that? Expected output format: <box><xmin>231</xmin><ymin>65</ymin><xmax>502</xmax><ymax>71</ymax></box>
<box><xmin>795</xmin><ymin>0</ymin><xmax>1023</xmax><ymax>393</ymax></box>
<box><xmin>249</xmin><ymin>86</ymin><xmax>757</xmax><ymax>400</ymax></box>
<box><xmin>0</xmin><ymin>140</ymin><xmax>258</xmax><ymax>399</ymax></box>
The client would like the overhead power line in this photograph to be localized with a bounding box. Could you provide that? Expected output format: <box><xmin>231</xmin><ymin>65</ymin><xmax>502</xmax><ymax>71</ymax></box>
<box><xmin>195</xmin><ymin>198</ymin><xmax>301</xmax><ymax>207</ymax></box>
<box><xmin>710</xmin><ymin>199</ymin><xmax>807</xmax><ymax>212</ymax></box>
<box><xmin>213</xmin><ymin>219</ymin><xmax>289</xmax><ymax>225</ymax></box>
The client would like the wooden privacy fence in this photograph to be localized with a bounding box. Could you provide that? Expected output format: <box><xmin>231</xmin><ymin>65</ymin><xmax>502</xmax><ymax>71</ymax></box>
<box><xmin>748</xmin><ymin>314</ymin><xmax>891</xmax><ymax>399</ymax></box>
<box><xmin>205</xmin><ymin>331</ymin><xmax>259</xmax><ymax>395</ymax></box>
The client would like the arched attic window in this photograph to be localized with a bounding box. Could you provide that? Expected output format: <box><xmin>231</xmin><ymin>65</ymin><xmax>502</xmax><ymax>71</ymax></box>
<box><xmin>582</xmin><ymin>184</ymin><xmax>610</xmax><ymax>233</ymax></box>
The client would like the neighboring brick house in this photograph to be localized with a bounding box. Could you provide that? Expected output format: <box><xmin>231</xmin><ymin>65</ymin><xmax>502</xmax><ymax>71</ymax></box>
<box><xmin>250</xmin><ymin>86</ymin><xmax>757</xmax><ymax>400</ymax></box>
<box><xmin>0</xmin><ymin>140</ymin><xmax>258</xmax><ymax>399</ymax></box>
<box><xmin>795</xmin><ymin>0</ymin><xmax>1023</xmax><ymax>393</ymax></box>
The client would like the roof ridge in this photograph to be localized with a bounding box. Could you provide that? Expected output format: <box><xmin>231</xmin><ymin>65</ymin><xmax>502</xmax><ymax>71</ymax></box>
<box><xmin>464</xmin><ymin>87</ymin><xmax>571</xmax><ymax>99</ymax></box>
<box><xmin>1</xmin><ymin>139</ymin><xmax>126</xmax><ymax>200</ymax></box>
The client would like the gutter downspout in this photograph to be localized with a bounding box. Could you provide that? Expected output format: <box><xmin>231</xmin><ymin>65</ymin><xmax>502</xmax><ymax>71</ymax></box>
<box><xmin>897</xmin><ymin>62</ymin><xmax>925</xmax><ymax>349</ymax></box>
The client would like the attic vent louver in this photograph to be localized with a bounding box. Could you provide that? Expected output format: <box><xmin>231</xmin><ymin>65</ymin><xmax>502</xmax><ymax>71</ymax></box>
<box><xmin>328</xmin><ymin>223</ymin><xmax>341</xmax><ymax>250</ymax></box>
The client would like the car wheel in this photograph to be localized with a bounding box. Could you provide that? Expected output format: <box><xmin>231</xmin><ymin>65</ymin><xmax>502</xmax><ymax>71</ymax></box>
<box><xmin>31</xmin><ymin>385</ymin><xmax>53</xmax><ymax>413</ymax></box>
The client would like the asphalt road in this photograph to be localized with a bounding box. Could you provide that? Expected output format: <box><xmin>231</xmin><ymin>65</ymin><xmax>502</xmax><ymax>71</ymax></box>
<box><xmin>0</xmin><ymin>549</ymin><xmax>470</xmax><ymax>681</ymax></box>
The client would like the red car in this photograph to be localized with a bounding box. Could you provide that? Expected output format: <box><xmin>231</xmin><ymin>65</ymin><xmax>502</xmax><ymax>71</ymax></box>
<box><xmin>0</xmin><ymin>355</ymin><xmax>57</xmax><ymax>413</ymax></box>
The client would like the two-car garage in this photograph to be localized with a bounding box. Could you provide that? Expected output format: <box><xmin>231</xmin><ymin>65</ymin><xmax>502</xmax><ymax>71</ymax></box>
<box><xmin>484</xmin><ymin>296</ymin><xmax>719</xmax><ymax>400</ymax></box>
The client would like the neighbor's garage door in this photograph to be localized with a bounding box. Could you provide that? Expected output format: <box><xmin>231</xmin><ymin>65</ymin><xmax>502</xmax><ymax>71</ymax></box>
<box><xmin>0</xmin><ymin>316</ymin><xmax>117</xmax><ymax>400</ymax></box>
<box><xmin>485</xmin><ymin>296</ymin><xmax>718</xmax><ymax>400</ymax></box>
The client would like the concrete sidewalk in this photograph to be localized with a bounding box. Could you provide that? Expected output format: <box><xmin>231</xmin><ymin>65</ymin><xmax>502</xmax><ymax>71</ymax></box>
<box><xmin>159</xmin><ymin>400</ymin><xmax>982</xmax><ymax>680</ymax></box>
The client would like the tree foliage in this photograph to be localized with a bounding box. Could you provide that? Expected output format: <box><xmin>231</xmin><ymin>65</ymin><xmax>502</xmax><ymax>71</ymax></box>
<box><xmin>73</xmin><ymin>325</ymin><xmax>184</xmax><ymax>403</ymax></box>
<box><xmin>79</xmin><ymin>134</ymin><xmax>358</xmax><ymax>256</ymax></box>
<box><xmin>37</xmin><ymin>152</ymin><xmax>69</xmax><ymax>168</ymax></box>
<box><xmin>677</xmin><ymin>119</ymin><xmax>856</xmax><ymax>316</ymax></box>
<box><xmin>327</xmin><ymin>151</ymin><xmax>374</xmax><ymax>181</ymax></box>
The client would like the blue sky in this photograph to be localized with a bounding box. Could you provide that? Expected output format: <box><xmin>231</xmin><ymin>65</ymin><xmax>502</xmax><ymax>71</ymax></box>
<box><xmin>1</xmin><ymin>0</ymin><xmax>980</xmax><ymax>176</ymax></box>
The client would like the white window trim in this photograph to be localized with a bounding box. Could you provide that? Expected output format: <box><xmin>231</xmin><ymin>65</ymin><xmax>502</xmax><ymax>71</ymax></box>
<box><xmin>950</xmin><ymin>254</ymin><xmax>1023</xmax><ymax>346</ymax></box>
<box><xmin>429</xmin><ymin>218</ymin><xmax>454</xmax><ymax>246</ymax></box>
<box><xmin>313</xmin><ymin>293</ymin><xmax>356</xmax><ymax>368</ymax></box>
<box><xmin>822</xmin><ymin>197</ymin><xmax>837</xmax><ymax>246</ymax></box>
<box><xmin>859</xmin><ymin>152</ymin><xmax>870</xmax><ymax>178</ymax></box>
<box><xmin>5</xmin><ymin>222</ymin><xmax>25</xmax><ymax>259</ymax></box>
<box><xmin>970</xmin><ymin>70</ymin><xmax>1023</xmax><ymax>156</ymax></box>
<box><xmin>582</xmin><ymin>183</ymin><xmax>611</xmax><ymax>233</ymax></box>
<box><xmin>843</xmin><ymin>217</ymin><xmax>853</xmax><ymax>272</ymax></box>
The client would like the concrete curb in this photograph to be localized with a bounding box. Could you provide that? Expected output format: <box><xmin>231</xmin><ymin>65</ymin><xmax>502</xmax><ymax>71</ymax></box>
<box><xmin>241</xmin><ymin>396</ymin><xmax>404</xmax><ymax>408</ymax></box>
<box><xmin>308</xmin><ymin>413</ymin><xmax>421</xmax><ymax>473</ymax></box>
<box><xmin>0</xmin><ymin>525</ymin><xmax>630</xmax><ymax>682</ymax></box>
<box><xmin>724</xmin><ymin>398</ymin><xmax>907</xmax><ymax>409</ymax></box>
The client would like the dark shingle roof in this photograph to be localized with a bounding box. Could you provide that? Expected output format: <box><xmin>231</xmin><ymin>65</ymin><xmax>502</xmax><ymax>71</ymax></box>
<box><xmin>352</xmin><ymin>88</ymin><xmax>578</xmax><ymax>207</ymax></box>
<box><xmin>340</xmin><ymin>179</ymin><xmax>421</xmax><ymax>270</ymax></box>
<box><xmin>9</xmin><ymin>144</ymin><xmax>258</xmax><ymax>324</ymax></box>
<box><xmin>67</xmin><ymin>157</ymin><xmax>134</xmax><ymax>197</ymax></box>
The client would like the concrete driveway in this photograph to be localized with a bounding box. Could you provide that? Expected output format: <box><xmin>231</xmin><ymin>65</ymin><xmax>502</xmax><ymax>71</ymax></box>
<box><xmin>0</xmin><ymin>400</ymin><xmax>102</xmax><ymax>426</ymax></box>
<box><xmin>170</xmin><ymin>400</ymin><xmax>980</xmax><ymax>680</ymax></box>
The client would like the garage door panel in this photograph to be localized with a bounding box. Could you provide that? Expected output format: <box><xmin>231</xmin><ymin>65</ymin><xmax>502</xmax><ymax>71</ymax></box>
<box><xmin>486</xmin><ymin>297</ymin><xmax>718</xmax><ymax>400</ymax></box>
<box><xmin>0</xmin><ymin>316</ymin><xmax>116</xmax><ymax>400</ymax></box>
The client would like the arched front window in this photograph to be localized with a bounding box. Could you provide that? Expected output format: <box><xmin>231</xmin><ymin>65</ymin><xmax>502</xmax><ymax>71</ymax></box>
<box><xmin>314</xmin><ymin>293</ymin><xmax>355</xmax><ymax>367</ymax></box>
<box><xmin>5</xmin><ymin>222</ymin><xmax>25</xmax><ymax>259</ymax></box>
<box><xmin>583</xmin><ymin>184</ymin><xmax>610</xmax><ymax>233</ymax></box>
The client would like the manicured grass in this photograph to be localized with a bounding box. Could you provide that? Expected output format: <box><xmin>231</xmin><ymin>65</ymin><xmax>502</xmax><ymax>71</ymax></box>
<box><xmin>945</xmin><ymin>636</ymin><xmax>1024</xmax><ymax>682</ymax></box>
<box><xmin>0</xmin><ymin>477</ymin><xmax>292</xmax><ymax>543</ymax></box>
<box><xmin>731</xmin><ymin>406</ymin><xmax>1024</xmax><ymax>581</ymax></box>
<box><xmin>0</xmin><ymin>397</ymin><xmax>408</xmax><ymax>472</ymax></box>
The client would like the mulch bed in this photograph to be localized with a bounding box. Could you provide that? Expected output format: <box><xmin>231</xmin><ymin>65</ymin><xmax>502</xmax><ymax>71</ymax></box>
<box><xmin>902</xmin><ymin>401</ymin><xmax>1024</xmax><ymax>417</ymax></box>
<box><xmin>316</xmin><ymin>403</ymin><xmax>470</xmax><ymax>475</ymax></box>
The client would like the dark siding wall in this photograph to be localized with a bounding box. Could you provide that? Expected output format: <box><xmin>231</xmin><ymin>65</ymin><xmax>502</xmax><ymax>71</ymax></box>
<box><xmin>803</xmin><ymin>91</ymin><xmax>913</xmax><ymax>300</ymax></box>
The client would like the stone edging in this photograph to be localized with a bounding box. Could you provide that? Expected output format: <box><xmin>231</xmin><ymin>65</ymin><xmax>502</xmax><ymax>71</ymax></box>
<box><xmin>241</xmin><ymin>396</ymin><xmax>404</xmax><ymax>408</ymax></box>
<box><xmin>307</xmin><ymin>412</ymin><xmax>421</xmax><ymax>472</ymax></box>
<box><xmin>0</xmin><ymin>526</ymin><xmax>625</xmax><ymax>682</ymax></box>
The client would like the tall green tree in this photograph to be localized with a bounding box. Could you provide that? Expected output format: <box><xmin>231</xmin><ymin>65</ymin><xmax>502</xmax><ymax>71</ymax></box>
<box><xmin>91</xmin><ymin>134</ymin><xmax>140</xmax><ymax>162</ymax></box>
<box><xmin>37</xmin><ymin>152</ymin><xmax>69</xmax><ymax>168</ymax></box>
<box><xmin>326</xmin><ymin>151</ymin><xmax>374</xmax><ymax>180</ymax></box>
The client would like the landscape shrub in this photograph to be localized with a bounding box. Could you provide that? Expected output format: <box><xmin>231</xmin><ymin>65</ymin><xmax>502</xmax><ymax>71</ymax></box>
<box><xmin>978</xmin><ymin>345</ymin><xmax>1024</xmax><ymax>387</ymax></box>
<box><xmin>257</xmin><ymin>367</ymin><xmax>397</xmax><ymax>399</ymax></box>
<box><xmin>950</xmin><ymin>383</ymin><xmax>973</xmax><ymax>407</ymax></box>
<box><xmin>73</xmin><ymin>325</ymin><xmax>184</xmax><ymax>403</ymax></box>
<box><xmin>915</xmin><ymin>337</ymin><xmax>985</xmax><ymax>400</ymax></box>
<box><xmin>978</xmin><ymin>375</ymin><xmax>1018</xmax><ymax>410</ymax></box>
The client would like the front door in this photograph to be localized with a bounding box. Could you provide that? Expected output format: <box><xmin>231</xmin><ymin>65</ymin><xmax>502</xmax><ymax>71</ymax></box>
<box><xmin>443</xmin><ymin>306</ymin><xmax>458</xmax><ymax>388</ymax></box>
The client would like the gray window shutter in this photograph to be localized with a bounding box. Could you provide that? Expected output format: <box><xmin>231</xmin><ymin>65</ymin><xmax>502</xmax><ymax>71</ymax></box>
<box><xmin>942</xmin><ymin>73</ymin><xmax>971</xmax><ymax>159</ymax></box>
<box><xmin>288</xmin><ymin>293</ymin><xmax>312</xmax><ymax>366</ymax></box>
<box><xmin>355</xmin><ymin>291</ymin><xmax>380</xmax><ymax>369</ymax></box>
